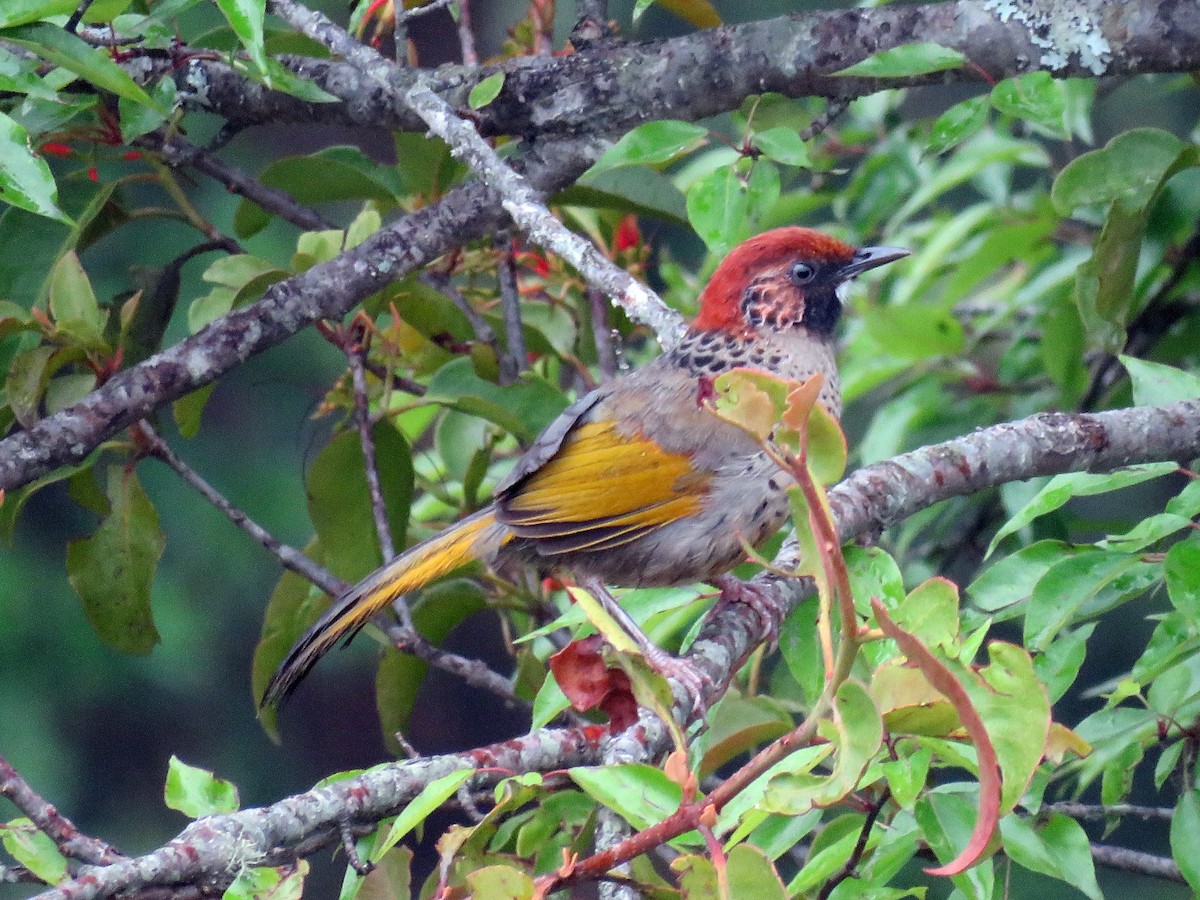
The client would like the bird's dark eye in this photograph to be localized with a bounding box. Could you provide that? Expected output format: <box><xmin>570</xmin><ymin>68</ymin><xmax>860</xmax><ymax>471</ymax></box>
<box><xmin>790</xmin><ymin>262</ymin><xmax>816</xmax><ymax>284</ymax></box>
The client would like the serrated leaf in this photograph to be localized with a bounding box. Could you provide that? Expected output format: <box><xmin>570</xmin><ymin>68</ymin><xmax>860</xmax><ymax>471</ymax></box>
<box><xmin>164</xmin><ymin>755</ymin><xmax>240</xmax><ymax>817</ymax></box>
<box><xmin>468</xmin><ymin>71</ymin><xmax>505</xmax><ymax>109</ymax></box>
<box><xmin>569</xmin><ymin>764</ymin><xmax>682</xmax><ymax>832</ymax></box>
<box><xmin>66</xmin><ymin>468</ymin><xmax>164</xmax><ymax>655</ymax></box>
<box><xmin>764</xmin><ymin>680</ymin><xmax>883</xmax><ymax>813</ymax></box>
<box><xmin>834</xmin><ymin>43</ymin><xmax>965</xmax><ymax>78</ymax></box>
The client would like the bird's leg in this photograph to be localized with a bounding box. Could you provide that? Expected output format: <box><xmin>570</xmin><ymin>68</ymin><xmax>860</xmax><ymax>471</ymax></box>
<box><xmin>710</xmin><ymin>574</ymin><xmax>782</xmax><ymax>649</ymax></box>
<box><xmin>577</xmin><ymin>576</ymin><xmax>714</xmax><ymax>716</ymax></box>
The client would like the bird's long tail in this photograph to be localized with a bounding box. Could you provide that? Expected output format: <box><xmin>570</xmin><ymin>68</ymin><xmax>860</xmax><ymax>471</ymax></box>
<box><xmin>262</xmin><ymin>507</ymin><xmax>511</xmax><ymax>707</ymax></box>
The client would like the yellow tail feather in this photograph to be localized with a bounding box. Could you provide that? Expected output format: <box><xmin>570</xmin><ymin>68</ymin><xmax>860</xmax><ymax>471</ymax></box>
<box><xmin>262</xmin><ymin>508</ymin><xmax>509</xmax><ymax>707</ymax></box>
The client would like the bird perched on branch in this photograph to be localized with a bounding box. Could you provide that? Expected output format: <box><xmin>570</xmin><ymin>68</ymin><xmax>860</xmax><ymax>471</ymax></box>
<box><xmin>263</xmin><ymin>227</ymin><xmax>907</xmax><ymax>707</ymax></box>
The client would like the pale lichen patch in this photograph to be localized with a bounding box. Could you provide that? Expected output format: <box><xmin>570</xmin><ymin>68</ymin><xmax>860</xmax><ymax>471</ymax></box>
<box><xmin>983</xmin><ymin>0</ymin><xmax>1112</xmax><ymax>75</ymax></box>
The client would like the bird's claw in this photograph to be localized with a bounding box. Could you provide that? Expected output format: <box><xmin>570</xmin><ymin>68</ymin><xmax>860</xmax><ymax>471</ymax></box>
<box><xmin>711</xmin><ymin>575</ymin><xmax>782</xmax><ymax>651</ymax></box>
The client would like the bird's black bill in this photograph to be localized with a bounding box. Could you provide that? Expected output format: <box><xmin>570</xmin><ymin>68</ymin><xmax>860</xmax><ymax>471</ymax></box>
<box><xmin>839</xmin><ymin>245</ymin><xmax>910</xmax><ymax>280</ymax></box>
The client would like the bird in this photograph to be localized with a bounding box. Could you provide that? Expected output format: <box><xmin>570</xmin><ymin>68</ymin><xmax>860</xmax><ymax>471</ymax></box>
<box><xmin>262</xmin><ymin>227</ymin><xmax>908</xmax><ymax>707</ymax></box>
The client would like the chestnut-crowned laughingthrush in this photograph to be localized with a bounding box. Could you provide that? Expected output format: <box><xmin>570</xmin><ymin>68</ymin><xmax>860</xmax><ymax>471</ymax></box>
<box><xmin>263</xmin><ymin>227</ymin><xmax>908</xmax><ymax>706</ymax></box>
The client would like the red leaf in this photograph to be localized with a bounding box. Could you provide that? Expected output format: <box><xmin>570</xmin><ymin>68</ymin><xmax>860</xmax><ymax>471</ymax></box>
<box><xmin>872</xmin><ymin>599</ymin><xmax>1001</xmax><ymax>876</ymax></box>
<box><xmin>549</xmin><ymin>637</ymin><xmax>637</xmax><ymax>731</ymax></box>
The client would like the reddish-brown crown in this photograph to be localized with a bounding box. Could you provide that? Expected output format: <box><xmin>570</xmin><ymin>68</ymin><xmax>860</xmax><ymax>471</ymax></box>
<box><xmin>692</xmin><ymin>227</ymin><xmax>857</xmax><ymax>334</ymax></box>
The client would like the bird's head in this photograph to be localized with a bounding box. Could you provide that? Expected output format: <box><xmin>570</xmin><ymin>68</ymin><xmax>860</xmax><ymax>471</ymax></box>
<box><xmin>692</xmin><ymin>227</ymin><xmax>909</xmax><ymax>339</ymax></box>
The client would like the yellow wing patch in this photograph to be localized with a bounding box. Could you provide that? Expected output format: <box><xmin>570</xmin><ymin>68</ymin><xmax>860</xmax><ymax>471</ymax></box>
<box><xmin>498</xmin><ymin>421</ymin><xmax>709</xmax><ymax>555</ymax></box>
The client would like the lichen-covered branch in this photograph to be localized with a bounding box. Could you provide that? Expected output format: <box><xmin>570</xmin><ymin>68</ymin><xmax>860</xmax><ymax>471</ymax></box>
<box><xmin>404</xmin><ymin>79</ymin><xmax>684</xmax><ymax>345</ymax></box>
<box><xmin>177</xmin><ymin>0</ymin><xmax>1200</xmax><ymax>139</ymax></box>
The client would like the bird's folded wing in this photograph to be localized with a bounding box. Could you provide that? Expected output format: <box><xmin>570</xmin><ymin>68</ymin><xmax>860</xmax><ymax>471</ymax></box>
<box><xmin>496</xmin><ymin>420</ymin><xmax>710</xmax><ymax>555</ymax></box>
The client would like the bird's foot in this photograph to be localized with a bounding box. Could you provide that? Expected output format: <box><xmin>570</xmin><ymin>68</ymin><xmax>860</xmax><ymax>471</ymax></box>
<box><xmin>577</xmin><ymin>577</ymin><xmax>715</xmax><ymax>721</ymax></box>
<box><xmin>710</xmin><ymin>575</ymin><xmax>782</xmax><ymax>650</ymax></box>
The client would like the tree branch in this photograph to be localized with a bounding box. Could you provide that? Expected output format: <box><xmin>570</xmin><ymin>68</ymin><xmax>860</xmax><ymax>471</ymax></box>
<box><xmin>0</xmin><ymin>137</ymin><xmax>604</xmax><ymax>493</ymax></box>
<box><xmin>177</xmin><ymin>0</ymin><xmax>1200</xmax><ymax>138</ymax></box>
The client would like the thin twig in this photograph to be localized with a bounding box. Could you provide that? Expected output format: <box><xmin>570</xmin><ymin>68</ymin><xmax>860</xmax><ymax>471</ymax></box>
<box><xmin>64</xmin><ymin>0</ymin><xmax>96</xmax><ymax>33</ymax></box>
<box><xmin>1045</xmin><ymin>802</ymin><xmax>1174</xmax><ymax>822</ymax></box>
<box><xmin>141</xmin><ymin>131</ymin><xmax>334</xmax><ymax>234</ymax></box>
<box><xmin>419</xmin><ymin>272</ymin><xmax>501</xmax><ymax>362</ymax></box>
<box><xmin>496</xmin><ymin>239</ymin><xmax>526</xmax><ymax>385</ymax></box>
<box><xmin>346</xmin><ymin>329</ymin><xmax>397</xmax><ymax>562</ymax></box>
<box><xmin>268</xmin><ymin>0</ymin><xmax>390</xmax><ymax>77</ymax></box>
<box><xmin>0</xmin><ymin>864</ymin><xmax>38</xmax><ymax>884</ymax></box>
<box><xmin>140</xmin><ymin>424</ymin><xmax>345</xmax><ymax>597</ymax></box>
<box><xmin>404</xmin><ymin>78</ymin><xmax>686</xmax><ymax>348</ymax></box>
<box><xmin>800</xmin><ymin>98</ymin><xmax>850</xmax><ymax>141</ymax></box>
<box><xmin>571</xmin><ymin>0</ymin><xmax>610</xmax><ymax>47</ymax></box>
<box><xmin>1090</xmin><ymin>843</ymin><xmax>1184</xmax><ymax>883</ymax></box>
<box><xmin>456</xmin><ymin>0</ymin><xmax>478</xmax><ymax>65</ymax></box>
<box><xmin>588</xmin><ymin>288</ymin><xmax>619</xmax><ymax>380</ymax></box>
<box><xmin>143</xmin><ymin>422</ymin><xmax>526</xmax><ymax>704</ymax></box>
<box><xmin>0</xmin><ymin>755</ymin><xmax>123</xmax><ymax>866</ymax></box>
<box><xmin>397</xmin><ymin>0</ymin><xmax>454</xmax><ymax>23</ymax></box>
<box><xmin>379</xmin><ymin>621</ymin><xmax>524</xmax><ymax>708</ymax></box>
<box><xmin>315</xmin><ymin>322</ymin><xmax>428</xmax><ymax>398</ymax></box>
<box><xmin>818</xmin><ymin>789</ymin><xmax>889</xmax><ymax>899</ymax></box>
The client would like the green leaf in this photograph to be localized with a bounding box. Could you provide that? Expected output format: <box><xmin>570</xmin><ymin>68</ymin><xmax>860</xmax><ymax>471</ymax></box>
<box><xmin>48</xmin><ymin>250</ymin><xmax>106</xmax><ymax>350</ymax></box>
<box><xmin>764</xmin><ymin>681</ymin><xmax>883</xmax><ymax>813</ymax></box>
<box><xmin>686</xmin><ymin>165</ymin><xmax>749</xmax><ymax>257</ymax></box>
<box><xmin>1121</xmin><ymin>356</ymin><xmax>1200</xmax><ymax>406</ymax></box>
<box><xmin>423</xmin><ymin>357</ymin><xmax>569</xmax><ymax>442</ymax></box>
<box><xmin>4</xmin><ymin>23</ymin><xmax>154</xmax><ymax>106</ymax></box>
<box><xmin>860</xmin><ymin>303</ymin><xmax>964</xmax><ymax>360</ymax></box>
<box><xmin>1038</xmin><ymin>813</ymin><xmax>1103</xmax><ymax>900</ymax></box>
<box><xmin>172</xmin><ymin>384</ymin><xmax>216</xmax><ymax>439</ymax></box>
<box><xmin>66</xmin><ymin>468</ymin><xmax>165</xmax><ymax>655</ymax></box>
<box><xmin>987</xmin><ymin>463</ymin><xmax>1177</xmax><ymax>556</ymax></box>
<box><xmin>234</xmin><ymin>146</ymin><xmax>403</xmax><ymax>238</ymax></box>
<box><xmin>1166</xmin><ymin>539</ymin><xmax>1200</xmax><ymax>624</ymax></box>
<box><xmin>590</xmin><ymin>120</ymin><xmax>708</xmax><ymax>173</ymax></box>
<box><xmin>1051</xmin><ymin>127</ymin><xmax>1190</xmax><ymax>214</ymax></box>
<box><xmin>1172</xmin><ymin>789</ymin><xmax>1200</xmax><ymax>895</ymax></box>
<box><xmin>751</xmin><ymin>127</ymin><xmax>810</xmax><ymax>167</ymax></box>
<box><xmin>214</xmin><ymin>0</ymin><xmax>266</xmax><ymax>72</ymax></box>
<box><xmin>119</xmin><ymin>77</ymin><xmax>176</xmax><ymax>142</ymax></box>
<box><xmin>833</xmin><ymin>43</ymin><xmax>965</xmax><ymax>78</ymax></box>
<box><xmin>465</xmin><ymin>866</ymin><xmax>534</xmax><ymax>900</ymax></box>
<box><xmin>307</xmin><ymin>422</ymin><xmax>413</xmax><ymax>583</ymax></box>
<box><xmin>224</xmin><ymin>862</ymin><xmax>307</xmax><ymax>900</ymax></box>
<box><xmin>1025</xmin><ymin>550</ymin><xmax>1159</xmax><ymax>650</ymax></box>
<box><xmin>0</xmin><ymin>0</ymin><xmax>76</xmax><ymax>28</ymax></box>
<box><xmin>0</xmin><ymin>112</ymin><xmax>68</xmax><ymax>221</ymax></box>
<box><xmin>0</xmin><ymin>818</ymin><xmax>68</xmax><ymax>884</ymax></box>
<box><xmin>468</xmin><ymin>71</ymin><xmax>505</xmax><ymax>109</ymax></box>
<box><xmin>373</xmin><ymin>768</ymin><xmax>473</xmax><ymax>861</ymax></box>
<box><xmin>568</xmin><ymin>764</ymin><xmax>682</xmax><ymax>832</ymax></box>
<box><xmin>927</xmin><ymin>96</ymin><xmax>988</xmax><ymax>156</ymax></box>
<box><xmin>164</xmin><ymin>755</ymin><xmax>240</xmax><ymax>817</ymax></box>
<box><xmin>990</xmin><ymin>72</ymin><xmax>1067</xmax><ymax>138</ymax></box>
<box><xmin>968</xmin><ymin>540</ymin><xmax>1078</xmax><ymax>617</ymax></box>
